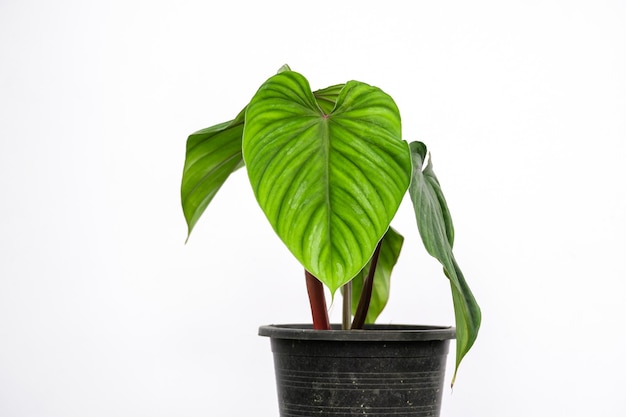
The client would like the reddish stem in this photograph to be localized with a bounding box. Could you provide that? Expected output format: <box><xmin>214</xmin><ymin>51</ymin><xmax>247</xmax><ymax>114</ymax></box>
<box><xmin>351</xmin><ymin>239</ymin><xmax>383</xmax><ymax>329</ymax></box>
<box><xmin>305</xmin><ymin>270</ymin><xmax>331</xmax><ymax>330</ymax></box>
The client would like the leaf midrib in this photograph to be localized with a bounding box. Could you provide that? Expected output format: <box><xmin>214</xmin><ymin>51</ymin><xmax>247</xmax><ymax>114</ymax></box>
<box><xmin>321</xmin><ymin>115</ymin><xmax>333</xmax><ymax>279</ymax></box>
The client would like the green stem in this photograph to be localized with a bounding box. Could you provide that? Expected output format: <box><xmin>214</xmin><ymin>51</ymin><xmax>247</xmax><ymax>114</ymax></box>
<box><xmin>351</xmin><ymin>239</ymin><xmax>383</xmax><ymax>329</ymax></box>
<box><xmin>342</xmin><ymin>281</ymin><xmax>352</xmax><ymax>330</ymax></box>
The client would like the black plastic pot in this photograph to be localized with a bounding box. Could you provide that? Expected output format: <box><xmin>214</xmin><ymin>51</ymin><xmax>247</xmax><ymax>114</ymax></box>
<box><xmin>259</xmin><ymin>324</ymin><xmax>455</xmax><ymax>417</ymax></box>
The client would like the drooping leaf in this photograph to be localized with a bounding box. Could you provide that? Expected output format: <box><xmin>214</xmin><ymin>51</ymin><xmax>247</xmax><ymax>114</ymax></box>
<box><xmin>350</xmin><ymin>227</ymin><xmax>404</xmax><ymax>324</ymax></box>
<box><xmin>243</xmin><ymin>71</ymin><xmax>411</xmax><ymax>293</ymax></box>
<box><xmin>408</xmin><ymin>141</ymin><xmax>481</xmax><ymax>386</ymax></box>
<box><xmin>181</xmin><ymin>108</ymin><xmax>245</xmax><ymax>238</ymax></box>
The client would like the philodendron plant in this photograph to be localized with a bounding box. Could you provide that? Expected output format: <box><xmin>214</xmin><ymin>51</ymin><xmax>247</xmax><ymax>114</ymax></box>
<box><xmin>181</xmin><ymin>65</ymin><xmax>481</xmax><ymax>384</ymax></box>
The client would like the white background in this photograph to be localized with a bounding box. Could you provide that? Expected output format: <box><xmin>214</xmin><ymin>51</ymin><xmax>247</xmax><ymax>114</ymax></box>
<box><xmin>1</xmin><ymin>1</ymin><xmax>625</xmax><ymax>416</ymax></box>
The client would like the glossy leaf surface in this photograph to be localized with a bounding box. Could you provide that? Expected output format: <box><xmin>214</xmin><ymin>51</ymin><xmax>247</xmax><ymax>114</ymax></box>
<box><xmin>408</xmin><ymin>141</ymin><xmax>481</xmax><ymax>386</ymax></box>
<box><xmin>243</xmin><ymin>71</ymin><xmax>411</xmax><ymax>292</ymax></box>
<box><xmin>181</xmin><ymin>108</ymin><xmax>245</xmax><ymax>238</ymax></box>
<box><xmin>350</xmin><ymin>227</ymin><xmax>404</xmax><ymax>324</ymax></box>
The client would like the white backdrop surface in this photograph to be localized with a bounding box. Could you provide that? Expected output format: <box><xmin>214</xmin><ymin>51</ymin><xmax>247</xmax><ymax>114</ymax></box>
<box><xmin>1</xmin><ymin>1</ymin><xmax>625</xmax><ymax>416</ymax></box>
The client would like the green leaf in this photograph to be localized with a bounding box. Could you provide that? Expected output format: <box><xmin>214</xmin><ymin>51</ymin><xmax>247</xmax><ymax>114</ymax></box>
<box><xmin>181</xmin><ymin>108</ymin><xmax>245</xmax><ymax>238</ymax></box>
<box><xmin>243</xmin><ymin>71</ymin><xmax>411</xmax><ymax>293</ymax></box>
<box><xmin>313</xmin><ymin>84</ymin><xmax>344</xmax><ymax>114</ymax></box>
<box><xmin>277</xmin><ymin>64</ymin><xmax>292</xmax><ymax>73</ymax></box>
<box><xmin>408</xmin><ymin>141</ymin><xmax>481</xmax><ymax>386</ymax></box>
<box><xmin>350</xmin><ymin>227</ymin><xmax>404</xmax><ymax>323</ymax></box>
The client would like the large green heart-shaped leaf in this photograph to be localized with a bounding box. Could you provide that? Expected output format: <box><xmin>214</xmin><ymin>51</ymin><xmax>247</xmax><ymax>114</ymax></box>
<box><xmin>243</xmin><ymin>71</ymin><xmax>411</xmax><ymax>292</ymax></box>
<box><xmin>181</xmin><ymin>108</ymin><xmax>246</xmax><ymax>238</ymax></box>
<box><xmin>409</xmin><ymin>141</ymin><xmax>481</xmax><ymax>386</ymax></box>
<box><xmin>350</xmin><ymin>227</ymin><xmax>404</xmax><ymax>324</ymax></box>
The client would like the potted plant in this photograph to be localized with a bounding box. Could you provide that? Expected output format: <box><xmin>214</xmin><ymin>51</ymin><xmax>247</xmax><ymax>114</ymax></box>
<box><xmin>180</xmin><ymin>65</ymin><xmax>481</xmax><ymax>416</ymax></box>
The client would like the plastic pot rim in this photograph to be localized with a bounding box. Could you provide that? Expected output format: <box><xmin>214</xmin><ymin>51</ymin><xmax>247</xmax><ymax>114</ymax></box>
<box><xmin>258</xmin><ymin>323</ymin><xmax>456</xmax><ymax>341</ymax></box>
